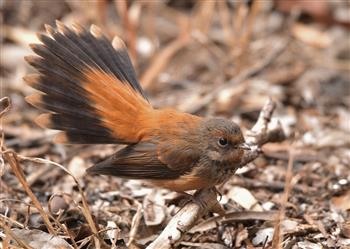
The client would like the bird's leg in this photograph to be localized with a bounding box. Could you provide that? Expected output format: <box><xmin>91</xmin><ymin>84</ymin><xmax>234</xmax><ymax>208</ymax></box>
<box><xmin>171</xmin><ymin>191</ymin><xmax>208</xmax><ymax>210</ymax></box>
<box><xmin>213</xmin><ymin>186</ymin><xmax>223</xmax><ymax>202</ymax></box>
<box><xmin>194</xmin><ymin>188</ymin><xmax>226</xmax><ymax>212</ymax></box>
<box><xmin>196</xmin><ymin>187</ymin><xmax>226</xmax><ymax>215</ymax></box>
<box><xmin>177</xmin><ymin>191</ymin><xmax>197</xmax><ymax>207</ymax></box>
<box><xmin>175</xmin><ymin>189</ymin><xmax>225</xmax><ymax>214</ymax></box>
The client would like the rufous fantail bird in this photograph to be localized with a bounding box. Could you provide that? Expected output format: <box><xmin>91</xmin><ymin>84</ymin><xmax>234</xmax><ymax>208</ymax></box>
<box><xmin>24</xmin><ymin>21</ymin><xmax>250</xmax><ymax>192</ymax></box>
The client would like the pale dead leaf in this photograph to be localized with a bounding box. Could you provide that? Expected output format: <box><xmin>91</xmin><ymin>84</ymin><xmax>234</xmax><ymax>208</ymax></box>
<box><xmin>143</xmin><ymin>190</ymin><xmax>166</xmax><ymax>226</ymax></box>
<box><xmin>48</xmin><ymin>194</ymin><xmax>69</xmax><ymax>215</ymax></box>
<box><xmin>235</xmin><ymin>225</ymin><xmax>248</xmax><ymax>247</ymax></box>
<box><xmin>331</xmin><ymin>190</ymin><xmax>350</xmax><ymax>211</ymax></box>
<box><xmin>221</xmin><ymin>226</ymin><xmax>236</xmax><ymax>248</ymax></box>
<box><xmin>11</xmin><ymin>228</ymin><xmax>73</xmax><ymax>249</ymax></box>
<box><xmin>292</xmin><ymin>23</ymin><xmax>331</xmax><ymax>48</ymax></box>
<box><xmin>252</xmin><ymin>227</ymin><xmax>274</xmax><ymax>246</ymax></box>
<box><xmin>297</xmin><ymin>241</ymin><xmax>322</xmax><ymax>249</ymax></box>
<box><xmin>106</xmin><ymin>221</ymin><xmax>120</xmax><ymax>249</ymax></box>
<box><xmin>281</xmin><ymin>219</ymin><xmax>299</xmax><ymax>232</ymax></box>
<box><xmin>227</xmin><ymin>186</ymin><xmax>262</xmax><ymax>211</ymax></box>
<box><xmin>67</xmin><ymin>156</ymin><xmax>86</xmax><ymax>179</ymax></box>
<box><xmin>302</xmin><ymin>129</ymin><xmax>350</xmax><ymax>148</ymax></box>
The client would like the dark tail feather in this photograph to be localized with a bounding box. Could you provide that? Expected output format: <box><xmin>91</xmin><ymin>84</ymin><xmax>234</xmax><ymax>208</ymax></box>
<box><xmin>25</xmin><ymin>21</ymin><xmax>151</xmax><ymax>144</ymax></box>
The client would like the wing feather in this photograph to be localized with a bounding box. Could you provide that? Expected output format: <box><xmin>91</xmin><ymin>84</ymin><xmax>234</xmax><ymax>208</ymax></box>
<box><xmin>87</xmin><ymin>143</ymin><xmax>187</xmax><ymax>179</ymax></box>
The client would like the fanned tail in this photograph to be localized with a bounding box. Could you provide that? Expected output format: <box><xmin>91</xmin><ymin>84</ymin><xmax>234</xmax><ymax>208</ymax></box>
<box><xmin>25</xmin><ymin>21</ymin><xmax>152</xmax><ymax>144</ymax></box>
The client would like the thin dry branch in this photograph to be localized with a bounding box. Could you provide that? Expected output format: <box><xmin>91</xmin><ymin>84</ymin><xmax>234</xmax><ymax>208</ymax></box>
<box><xmin>189</xmin><ymin>210</ymin><xmax>278</xmax><ymax>234</ymax></box>
<box><xmin>147</xmin><ymin>188</ymin><xmax>219</xmax><ymax>249</ymax></box>
<box><xmin>147</xmin><ymin>98</ymin><xmax>286</xmax><ymax>249</ymax></box>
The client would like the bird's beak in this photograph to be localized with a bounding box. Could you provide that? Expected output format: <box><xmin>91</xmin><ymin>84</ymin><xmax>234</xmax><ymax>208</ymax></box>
<box><xmin>238</xmin><ymin>142</ymin><xmax>251</xmax><ymax>150</ymax></box>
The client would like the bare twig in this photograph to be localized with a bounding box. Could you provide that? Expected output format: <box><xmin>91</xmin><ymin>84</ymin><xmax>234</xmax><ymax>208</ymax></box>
<box><xmin>234</xmin><ymin>0</ymin><xmax>261</xmax><ymax>68</ymax></box>
<box><xmin>217</xmin><ymin>0</ymin><xmax>232</xmax><ymax>46</ymax></box>
<box><xmin>189</xmin><ymin>210</ymin><xmax>278</xmax><ymax>233</ymax></box>
<box><xmin>147</xmin><ymin>98</ymin><xmax>286</xmax><ymax>249</ymax></box>
<box><xmin>245</xmin><ymin>98</ymin><xmax>286</xmax><ymax>146</ymax></box>
<box><xmin>147</xmin><ymin>188</ymin><xmax>219</xmax><ymax>249</ymax></box>
<box><xmin>0</xmin><ymin>213</ymin><xmax>25</xmax><ymax>229</ymax></box>
<box><xmin>193</xmin><ymin>0</ymin><xmax>216</xmax><ymax>35</ymax></box>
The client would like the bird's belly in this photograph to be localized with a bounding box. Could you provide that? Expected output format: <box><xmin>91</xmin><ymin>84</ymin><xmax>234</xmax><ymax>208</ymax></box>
<box><xmin>148</xmin><ymin>165</ymin><xmax>237</xmax><ymax>192</ymax></box>
<box><xmin>149</xmin><ymin>174</ymin><xmax>212</xmax><ymax>192</ymax></box>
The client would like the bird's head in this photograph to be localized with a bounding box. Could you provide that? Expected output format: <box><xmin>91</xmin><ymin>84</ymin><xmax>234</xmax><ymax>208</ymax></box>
<box><xmin>199</xmin><ymin>118</ymin><xmax>249</xmax><ymax>166</ymax></box>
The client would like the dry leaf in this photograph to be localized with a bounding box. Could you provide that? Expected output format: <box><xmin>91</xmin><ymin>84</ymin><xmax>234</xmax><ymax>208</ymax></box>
<box><xmin>49</xmin><ymin>194</ymin><xmax>69</xmax><ymax>215</ymax></box>
<box><xmin>297</xmin><ymin>241</ymin><xmax>322</xmax><ymax>249</ymax></box>
<box><xmin>292</xmin><ymin>23</ymin><xmax>331</xmax><ymax>48</ymax></box>
<box><xmin>221</xmin><ymin>226</ymin><xmax>236</xmax><ymax>248</ymax></box>
<box><xmin>106</xmin><ymin>221</ymin><xmax>120</xmax><ymax>248</ymax></box>
<box><xmin>235</xmin><ymin>225</ymin><xmax>248</xmax><ymax>247</ymax></box>
<box><xmin>281</xmin><ymin>219</ymin><xmax>299</xmax><ymax>233</ymax></box>
<box><xmin>227</xmin><ymin>186</ymin><xmax>262</xmax><ymax>211</ymax></box>
<box><xmin>143</xmin><ymin>190</ymin><xmax>166</xmax><ymax>226</ymax></box>
<box><xmin>67</xmin><ymin>156</ymin><xmax>86</xmax><ymax>179</ymax></box>
<box><xmin>341</xmin><ymin>221</ymin><xmax>350</xmax><ymax>238</ymax></box>
<box><xmin>252</xmin><ymin>227</ymin><xmax>274</xmax><ymax>246</ymax></box>
<box><xmin>331</xmin><ymin>190</ymin><xmax>350</xmax><ymax>211</ymax></box>
<box><xmin>11</xmin><ymin>228</ymin><xmax>73</xmax><ymax>249</ymax></box>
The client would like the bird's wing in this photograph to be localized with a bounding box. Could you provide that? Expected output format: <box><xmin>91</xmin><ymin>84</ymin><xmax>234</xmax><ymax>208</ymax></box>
<box><xmin>87</xmin><ymin>142</ymin><xmax>188</xmax><ymax>179</ymax></box>
<box><xmin>156</xmin><ymin>136</ymin><xmax>201</xmax><ymax>172</ymax></box>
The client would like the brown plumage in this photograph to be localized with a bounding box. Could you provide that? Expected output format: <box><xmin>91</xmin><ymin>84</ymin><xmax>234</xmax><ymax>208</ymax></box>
<box><xmin>25</xmin><ymin>21</ymin><xmax>249</xmax><ymax>192</ymax></box>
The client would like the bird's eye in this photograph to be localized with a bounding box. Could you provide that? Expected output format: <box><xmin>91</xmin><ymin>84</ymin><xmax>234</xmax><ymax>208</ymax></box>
<box><xmin>218</xmin><ymin>137</ymin><xmax>228</xmax><ymax>147</ymax></box>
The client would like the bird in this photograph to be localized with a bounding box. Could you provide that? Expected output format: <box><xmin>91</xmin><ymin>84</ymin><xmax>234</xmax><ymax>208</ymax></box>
<box><xmin>24</xmin><ymin>21</ymin><xmax>250</xmax><ymax>193</ymax></box>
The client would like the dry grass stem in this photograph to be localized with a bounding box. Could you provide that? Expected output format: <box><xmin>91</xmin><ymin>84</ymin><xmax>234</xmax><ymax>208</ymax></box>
<box><xmin>3</xmin><ymin>151</ymin><xmax>57</xmax><ymax>235</ymax></box>
<box><xmin>272</xmin><ymin>147</ymin><xmax>295</xmax><ymax>248</ymax></box>
<box><xmin>16</xmin><ymin>155</ymin><xmax>103</xmax><ymax>248</ymax></box>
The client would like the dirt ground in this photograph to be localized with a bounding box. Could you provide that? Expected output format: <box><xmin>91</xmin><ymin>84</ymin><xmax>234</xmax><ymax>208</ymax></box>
<box><xmin>1</xmin><ymin>1</ymin><xmax>349</xmax><ymax>248</ymax></box>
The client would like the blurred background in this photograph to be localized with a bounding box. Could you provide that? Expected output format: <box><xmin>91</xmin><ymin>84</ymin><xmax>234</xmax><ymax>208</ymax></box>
<box><xmin>1</xmin><ymin>0</ymin><xmax>350</xmax><ymax>248</ymax></box>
